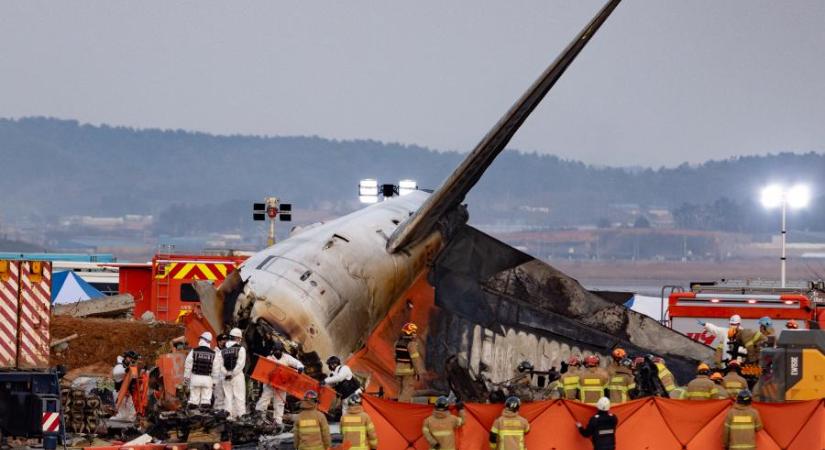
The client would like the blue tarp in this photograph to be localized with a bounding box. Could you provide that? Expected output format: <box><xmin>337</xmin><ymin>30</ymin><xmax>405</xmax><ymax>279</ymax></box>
<box><xmin>51</xmin><ymin>271</ymin><xmax>105</xmax><ymax>304</ymax></box>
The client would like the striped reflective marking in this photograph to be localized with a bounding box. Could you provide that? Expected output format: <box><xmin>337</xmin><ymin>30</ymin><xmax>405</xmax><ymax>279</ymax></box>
<box><xmin>155</xmin><ymin>262</ymin><xmax>237</xmax><ymax>280</ymax></box>
<box><xmin>0</xmin><ymin>261</ymin><xmax>19</xmax><ymax>366</ymax></box>
<box><xmin>18</xmin><ymin>261</ymin><xmax>51</xmax><ymax>368</ymax></box>
<box><xmin>42</xmin><ymin>412</ymin><xmax>60</xmax><ymax>432</ymax></box>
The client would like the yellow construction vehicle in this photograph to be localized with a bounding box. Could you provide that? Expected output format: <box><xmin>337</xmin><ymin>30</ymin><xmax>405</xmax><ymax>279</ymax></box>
<box><xmin>756</xmin><ymin>330</ymin><xmax>825</xmax><ymax>402</ymax></box>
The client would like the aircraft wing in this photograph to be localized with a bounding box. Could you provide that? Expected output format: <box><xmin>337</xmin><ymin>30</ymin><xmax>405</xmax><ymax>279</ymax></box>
<box><xmin>387</xmin><ymin>0</ymin><xmax>622</xmax><ymax>253</ymax></box>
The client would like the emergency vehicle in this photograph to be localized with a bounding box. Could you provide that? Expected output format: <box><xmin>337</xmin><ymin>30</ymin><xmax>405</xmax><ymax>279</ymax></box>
<box><xmin>114</xmin><ymin>253</ymin><xmax>248</xmax><ymax>322</ymax></box>
<box><xmin>668</xmin><ymin>280</ymin><xmax>825</xmax><ymax>349</ymax></box>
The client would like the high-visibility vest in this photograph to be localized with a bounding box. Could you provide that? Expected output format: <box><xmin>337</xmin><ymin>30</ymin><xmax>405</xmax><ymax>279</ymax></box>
<box><xmin>490</xmin><ymin>412</ymin><xmax>530</xmax><ymax>450</ymax></box>
<box><xmin>341</xmin><ymin>411</ymin><xmax>377</xmax><ymax>450</ymax></box>
<box><xmin>723</xmin><ymin>373</ymin><xmax>747</xmax><ymax>398</ymax></box>
<box><xmin>578</xmin><ymin>369</ymin><xmax>608</xmax><ymax>405</ymax></box>
<box><xmin>686</xmin><ymin>375</ymin><xmax>718</xmax><ymax>400</ymax></box>
<box><xmin>656</xmin><ymin>363</ymin><xmax>676</xmax><ymax>392</ymax></box>
<box><xmin>607</xmin><ymin>370</ymin><xmax>635</xmax><ymax>404</ymax></box>
<box><xmin>561</xmin><ymin>371</ymin><xmax>580</xmax><ymax>400</ymax></box>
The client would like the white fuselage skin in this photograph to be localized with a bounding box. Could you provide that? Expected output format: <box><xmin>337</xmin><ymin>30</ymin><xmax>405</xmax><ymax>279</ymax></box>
<box><xmin>237</xmin><ymin>191</ymin><xmax>441</xmax><ymax>359</ymax></box>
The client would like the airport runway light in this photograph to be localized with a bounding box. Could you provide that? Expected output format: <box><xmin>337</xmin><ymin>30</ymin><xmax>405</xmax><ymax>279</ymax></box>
<box><xmin>760</xmin><ymin>184</ymin><xmax>811</xmax><ymax>287</ymax></box>
<box><xmin>398</xmin><ymin>179</ymin><xmax>418</xmax><ymax>196</ymax></box>
<box><xmin>359</xmin><ymin>179</ymin><xmax>379</xmax><ymax>204</ymax></box>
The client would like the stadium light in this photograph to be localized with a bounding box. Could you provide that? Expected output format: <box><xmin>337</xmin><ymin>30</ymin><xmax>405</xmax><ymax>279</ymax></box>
<box><xmin>359</xmin><ymin>179</ymin><xmax>379</xmax><ymax>204</ymax></box>
<box><xmin>760</xmin><ymin>184</ymin><xmax>812</xmax><ymax>287</ymax></box>
<box><xmin>398</xmin><ymin>179</ymin><xmax>418</xmax><ymax>196</ymax></box>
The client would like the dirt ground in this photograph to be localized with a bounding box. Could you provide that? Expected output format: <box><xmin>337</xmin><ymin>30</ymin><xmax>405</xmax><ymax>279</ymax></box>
<box><xmin>50</xmin><ymin>316</ymin><xmax>184</xmax><ymax>372</ymax></box>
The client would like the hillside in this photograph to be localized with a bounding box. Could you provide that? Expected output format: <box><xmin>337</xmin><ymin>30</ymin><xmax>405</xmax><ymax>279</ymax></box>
<box><xmin>1</xmin><ymin>117</ymin><xmax>823</xmax><ymax>232</ymax></box>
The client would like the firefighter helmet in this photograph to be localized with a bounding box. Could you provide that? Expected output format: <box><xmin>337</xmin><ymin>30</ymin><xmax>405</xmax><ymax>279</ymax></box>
<box><xmin>505</xmin><ymin>396</ymin><xmax>521</xmax><ymax>412</ymax></box>
<box><xmin>401</xmin><ymin>322</ymin><xmax>418</xmax><ymax>336</ymax></box>
<box><xmin>786</xmin><ymin>319</ymin><xmax>799</xmax><ymax>329</ymax></box>
<box><xmin>304</xmin><ymin>390</ymin><xmax>319</xmax><ymax>402</ymax></box>
<box><xmin>517</xmin><ymin>360</ymin><xmax>534</xmax><ymax>373</ymax></box>
<box><xmin>435</xmin><ymin>396</ymin><xmax>450</xmax><ymax>411</ymax></box>
<box><xmin>710</xmin><ymin>372</ymin><xmax>723</xmax><ymax>382</ymax></box>
<box><xmin>596</xmin><ymin>397</ymin><xmax>611</xmax><ymax>412</ymax></box>
<box><xmin>758</xmin><ymin>316</ymin><xmax>773</xmax><ymax>328</ymax></box>
<box><xmin>737</xmin><ymin>389</ymin><xmax>753</xmax><ymax>405</ymax></box>
<box><xmin>567</xmin><ymin>355</ymin><xmax>581</xmax><ymax>367</ymax></box>
<box><xmin>199</xmin><ymin>331</ymin><xmax>213</xmax><ymax>343</ymax></box>
<box><xmin>697</xmin><ymin>362</ymin><xmax>710</xmax><ymax>374</ymax></box>
<box><xmin>729</xmin><ymin>315</ymin><xmax>742</xmax><ymax>326</ymax></box>
<box><xmin>229</xmin><ymin>328</ymin><xmax>243</xmax><ymax>339</ymax></box>
<box><xmin>584</xmin><ymin>355</ymin><xmax>600</xmax><ymax>367</ymax></box>
<box><xmin>611</xmin><ymin>348</ymin><xmax>627</xmax><ymax>360</ymax></box>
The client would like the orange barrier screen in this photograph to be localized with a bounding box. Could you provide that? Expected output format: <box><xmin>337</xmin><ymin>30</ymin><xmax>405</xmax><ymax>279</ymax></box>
<box><xmin>362</xmin><ymin>395</ymin><xmax>825</xmax><ymax>449</ymax></box>
<box><xmin>251</xmin><ymin>356</ymin><xmax>337</xmax><ymax>412</ymax></box>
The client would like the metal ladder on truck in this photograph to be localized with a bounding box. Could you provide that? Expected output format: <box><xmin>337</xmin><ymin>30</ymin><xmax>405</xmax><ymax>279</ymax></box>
<box><xmin>154</xmin><ymin>244</ymin><xmax>175</xmax><ymax>321</ymax></box>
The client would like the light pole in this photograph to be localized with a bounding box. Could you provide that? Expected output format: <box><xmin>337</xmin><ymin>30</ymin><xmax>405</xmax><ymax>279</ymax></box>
<box><xmin>253</xmin><ymin>197</ymin><xmax>292</xmax><ymax>247</ymax></box>
<box><xmin>760</xmin><ymin>184</ymin><xmax>810</xmax><ymax>287</ymax></box>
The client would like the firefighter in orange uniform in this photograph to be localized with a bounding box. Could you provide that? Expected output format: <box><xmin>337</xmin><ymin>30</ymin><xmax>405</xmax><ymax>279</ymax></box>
<box><xmin>489</xmin><ymin>396</ymin><xmax>530</xmax><ymax>450</ymax></box>
<box><xmin>293</xmin><ymin>390</ymin><xmax>331</xmax><ymax>450</ymax></box>
<box><xmin>579</xmin><ymin>355</ymin><xmax>609</xmax><ymax>405</ymax></box>
<box><xmin>395</xmin><ymin>322</ymin><xmax>425</xmax><ymax>402</ymax></box>
<box><xmin>723</xmin><ymin>390</ymin><xmax>762</xmax><ymax>450</ymax></box>
<box><xmin>340</xmin><ymin>394</ymin><xmax>377</xmax><ymax>450</ymax></box>
<box><xmin>422</xmin><ymin>396</ymin><xmax>465</xmax><ymax>450</ymax></box>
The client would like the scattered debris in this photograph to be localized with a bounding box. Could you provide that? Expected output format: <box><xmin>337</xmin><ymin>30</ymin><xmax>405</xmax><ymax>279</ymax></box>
<box><xmin>54</xmin><ymin>294</ymin><xmax>135</xmax><ymax>318</ymax></box>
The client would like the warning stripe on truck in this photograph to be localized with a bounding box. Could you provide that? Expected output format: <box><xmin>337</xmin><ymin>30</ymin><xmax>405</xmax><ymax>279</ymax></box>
<box><xmin>18</xmin><ymin>261</ymin><xmax>51</xmax><ymax>369</ymax></box>
<box><xmin>154</xmin><ymin>262</ymin><xmax>234</xmax><ymax>281</ymax></box>
<box><xmin>42</xmin><ymin>412</ymin><xmax>60</xmax><ymax>433</ymax></box>
<box><xmin>0</xmin><ymin>261</ymin><xmax>20</xmax><ymax>367</ymax></box>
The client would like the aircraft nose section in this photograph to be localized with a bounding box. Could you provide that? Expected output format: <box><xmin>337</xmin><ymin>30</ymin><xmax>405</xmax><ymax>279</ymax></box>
<box><xmin>244</xmin><ymin>271</ymin><xmax>332</xmax><ymax>356</ymax></box>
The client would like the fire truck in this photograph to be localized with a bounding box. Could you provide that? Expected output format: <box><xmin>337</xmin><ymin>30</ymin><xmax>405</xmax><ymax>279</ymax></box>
<box><xmin>668</xmin><ymin>280</ymin><xmax>825</xmax><ymax>349</ymax></box>
<box><xmin>114</xmin><ymin>253</ymin><xmax>248</xmax><ymax>323</ymax></box>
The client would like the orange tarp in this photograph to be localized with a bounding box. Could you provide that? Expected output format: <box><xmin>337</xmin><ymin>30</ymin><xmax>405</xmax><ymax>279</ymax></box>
<box><xmin>251</xmin><ymin>356</ymin><xmax>337</xmax><ymax>412</ymax></box>
<box><xmin>348</xmin><ymin>272</ymin><xmax>436</xmax><ymax>398</ymax></box>
<box><xmin>361</xmin><ymin>395</ymin><xmax>825</xmax><ymax>449</ymax></box>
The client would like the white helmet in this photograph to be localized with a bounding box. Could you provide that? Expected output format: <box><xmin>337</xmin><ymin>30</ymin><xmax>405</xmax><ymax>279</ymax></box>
<box><xmin>596</xmin><ymin>397</ymin><xmax>611</xmax><ymax>412</ymax></box>
<box><xmin>729</xmin><ymin>315</ymin><xmax>742</xmax><ymax>326</ymax></box>
<box><xmin>229</xmin><ymin>328</ymin><xmax>243</xmax><ymax>339</ymax></box>
<box><xmin>200</xmin><ymin>331</ymin><xmax>213</xmax><ymax>342</ymax></box>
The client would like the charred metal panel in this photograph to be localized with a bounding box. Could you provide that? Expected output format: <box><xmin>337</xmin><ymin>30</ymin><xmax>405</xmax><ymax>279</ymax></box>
<box><xmin>427</xmin><ymin>225</ymin><xmax>713</xmax><ymax>384</ymax></box>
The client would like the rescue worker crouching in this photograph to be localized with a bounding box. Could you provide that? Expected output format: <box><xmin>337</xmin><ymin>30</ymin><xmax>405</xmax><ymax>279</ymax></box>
<box><xmin>184</xmin><ymin>331</ymin><xmax>219</xmax><ymax>411</ymax></box>
<box><xmin>341</xmin><ymin>394</ymin><xmax>378</xmax><ymax>450</ymax></box>
<box><xmin>422</xmin><ymin>396</ymin><xmax>465</xmax><ymax>450</ymax></box>
<box><xmin>579</xmin><ymin>355</ymin><xmax>608</xmax><ymax>405</ymax></box>
<box><xmin>294</xmin><ymin>390</ymin><xmax>332</xmax><ymax>450</ymax></box>
<box><xmin>111</xmin><ymin>350</ymin><xmax>139</xmax><ymax>422</ymax></box>
<box><xmin>255</xmin><ymin>340</ymin><xmax>304</xmax><ymax>427</ymax></box>
<box><xmin>607</xmin><ymin>357</ymin><xmax>635</xmax><ymax>404</ymax></box>
<box><xmin>509</xmin><ymin>360</ymin><xmax>535</xmax><ymax>402</ymax></box>
<box><xmin>577</xmin><ymin>397</ymin><xmax>618</xmax><ymax>450</ymax></box>
<box><xmin>722</xmin><ymin>360</ymin><xmax>748</xmax><ymax>399</ymax></box>
<box><xmin>723</xmin><ymin>390</ymin><xmax>762</xmax><ymax>450</ymax></box>
<box><xmin>321</xmin><ymin>356</ymin><xmax>362</xmax><ymax>413</ymax></box>
<box><xmin>489</xmin><ymin>396</ymin><xmax>530</xmax><ymax>450</ymax></box>
<box><xmin>221</xmin><ymin>327</ymin><xmax>247</xmax><ymax>420</ymax></box>
<box><xmin>395</xmin><ymin>322</ymin><xmax>425</xmax><ymax>402</ymax></box>
<box><xmin>686</xmin><ymin>363</ymin><xmax>718</xmax><ymax>400</ymax></box>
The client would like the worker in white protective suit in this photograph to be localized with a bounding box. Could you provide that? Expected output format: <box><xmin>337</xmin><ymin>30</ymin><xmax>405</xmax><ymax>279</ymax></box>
<box><xmin>220</xmin><ymin>327</ymin><xmax>247</xmax><ymax>419</ymax></box>
<box><xmin>212</xmin><ymin>333</ymin><xmax>228</xmax><ymax>410</ymax></box>
<box><xmin>698</xmin><ymin>314</ymin><xmax>745</xmax><ymax>367</ymax></box>
<box><xmin>321</xmin><ymin>355</ymin><xmax>362</xmax><ymax>414</ymax></box>
<box><xmin>255</xmin><ymin>341</ymin><xmax>304</xmax><ymax>426</ymax></box>
<box><xmin>184</xmin><ymin>331</ymin><xmax>219</xmax><ymax>410</ymax></box>
<box><xmin>111</xmin><ymin>353</ymin><xmax>137</xmax><ymax>421</ymax></box>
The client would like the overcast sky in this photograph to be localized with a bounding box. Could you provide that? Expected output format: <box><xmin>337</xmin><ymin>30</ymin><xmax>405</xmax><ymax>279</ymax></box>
<box><xmin>1</xmin><ymin>1</ymin><xmax>823</xmax><ymax>167</ymax></box>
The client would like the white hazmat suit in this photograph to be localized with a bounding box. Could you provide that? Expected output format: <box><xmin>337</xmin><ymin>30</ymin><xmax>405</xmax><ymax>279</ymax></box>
<box><xmin>255</xmin><ymin>351</ymin><xmax>304</xmax><ymax>425</ymax></box>
<box><xmin>184</xmin><ymin>336</ymin><xmax>220</xmax><ymax>407</ymax></box>
<box><xmin>220</xmin><ymin>340</ymin><xmax>247</xmax><ymax>419</ymax></box>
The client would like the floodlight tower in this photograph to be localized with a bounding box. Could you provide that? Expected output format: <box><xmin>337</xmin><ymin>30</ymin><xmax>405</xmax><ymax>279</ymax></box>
<box><xmin>760</xmin><ymin>184</ymin><xmax>810</xmax><ymax>287</ymax></box>
<box><xmin>358</xmin><ymin>179</ymin><xmax>419</xmax><ymax>203</ymax></box>
<box><xmin>253</xmin><ymin>197</ymin><xmax>292</xmax><ymax>247</ymax></box>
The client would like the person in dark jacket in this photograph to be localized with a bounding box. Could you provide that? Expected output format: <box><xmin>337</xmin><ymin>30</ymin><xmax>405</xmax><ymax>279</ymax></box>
<box><xmin>577</xmin><ymin>396</ymin><xmax>618</xmax><ymax>450</ymax></box>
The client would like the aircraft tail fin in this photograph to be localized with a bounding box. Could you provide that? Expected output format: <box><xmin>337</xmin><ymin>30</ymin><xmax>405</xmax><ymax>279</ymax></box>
<box><xmin>387</xmin><ymin>0</ymin><xmax>621</xmax><ymax>253</ymax></box>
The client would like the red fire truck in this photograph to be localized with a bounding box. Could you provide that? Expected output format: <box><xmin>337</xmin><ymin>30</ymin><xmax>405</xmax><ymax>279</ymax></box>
<box><xmin>668</xmin><ymin>280</ymin><xmax>825</xmax><ymax>348</ymax></box>
<box><xmin>114</xmin><ymin>253</ymin><xmax>248</xmax><ymax>322</ymax></box>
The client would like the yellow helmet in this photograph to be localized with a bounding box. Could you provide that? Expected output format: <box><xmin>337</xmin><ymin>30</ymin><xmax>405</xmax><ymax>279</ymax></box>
<box><xmin>697</xmin><ymin>362</ymin><xmax>710</xmax><ymax>373</ymax></box>
<box><xmin>402</xmin><ymin>322</ymin><xmax>419</xmax><ymax>335</ymax></box>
